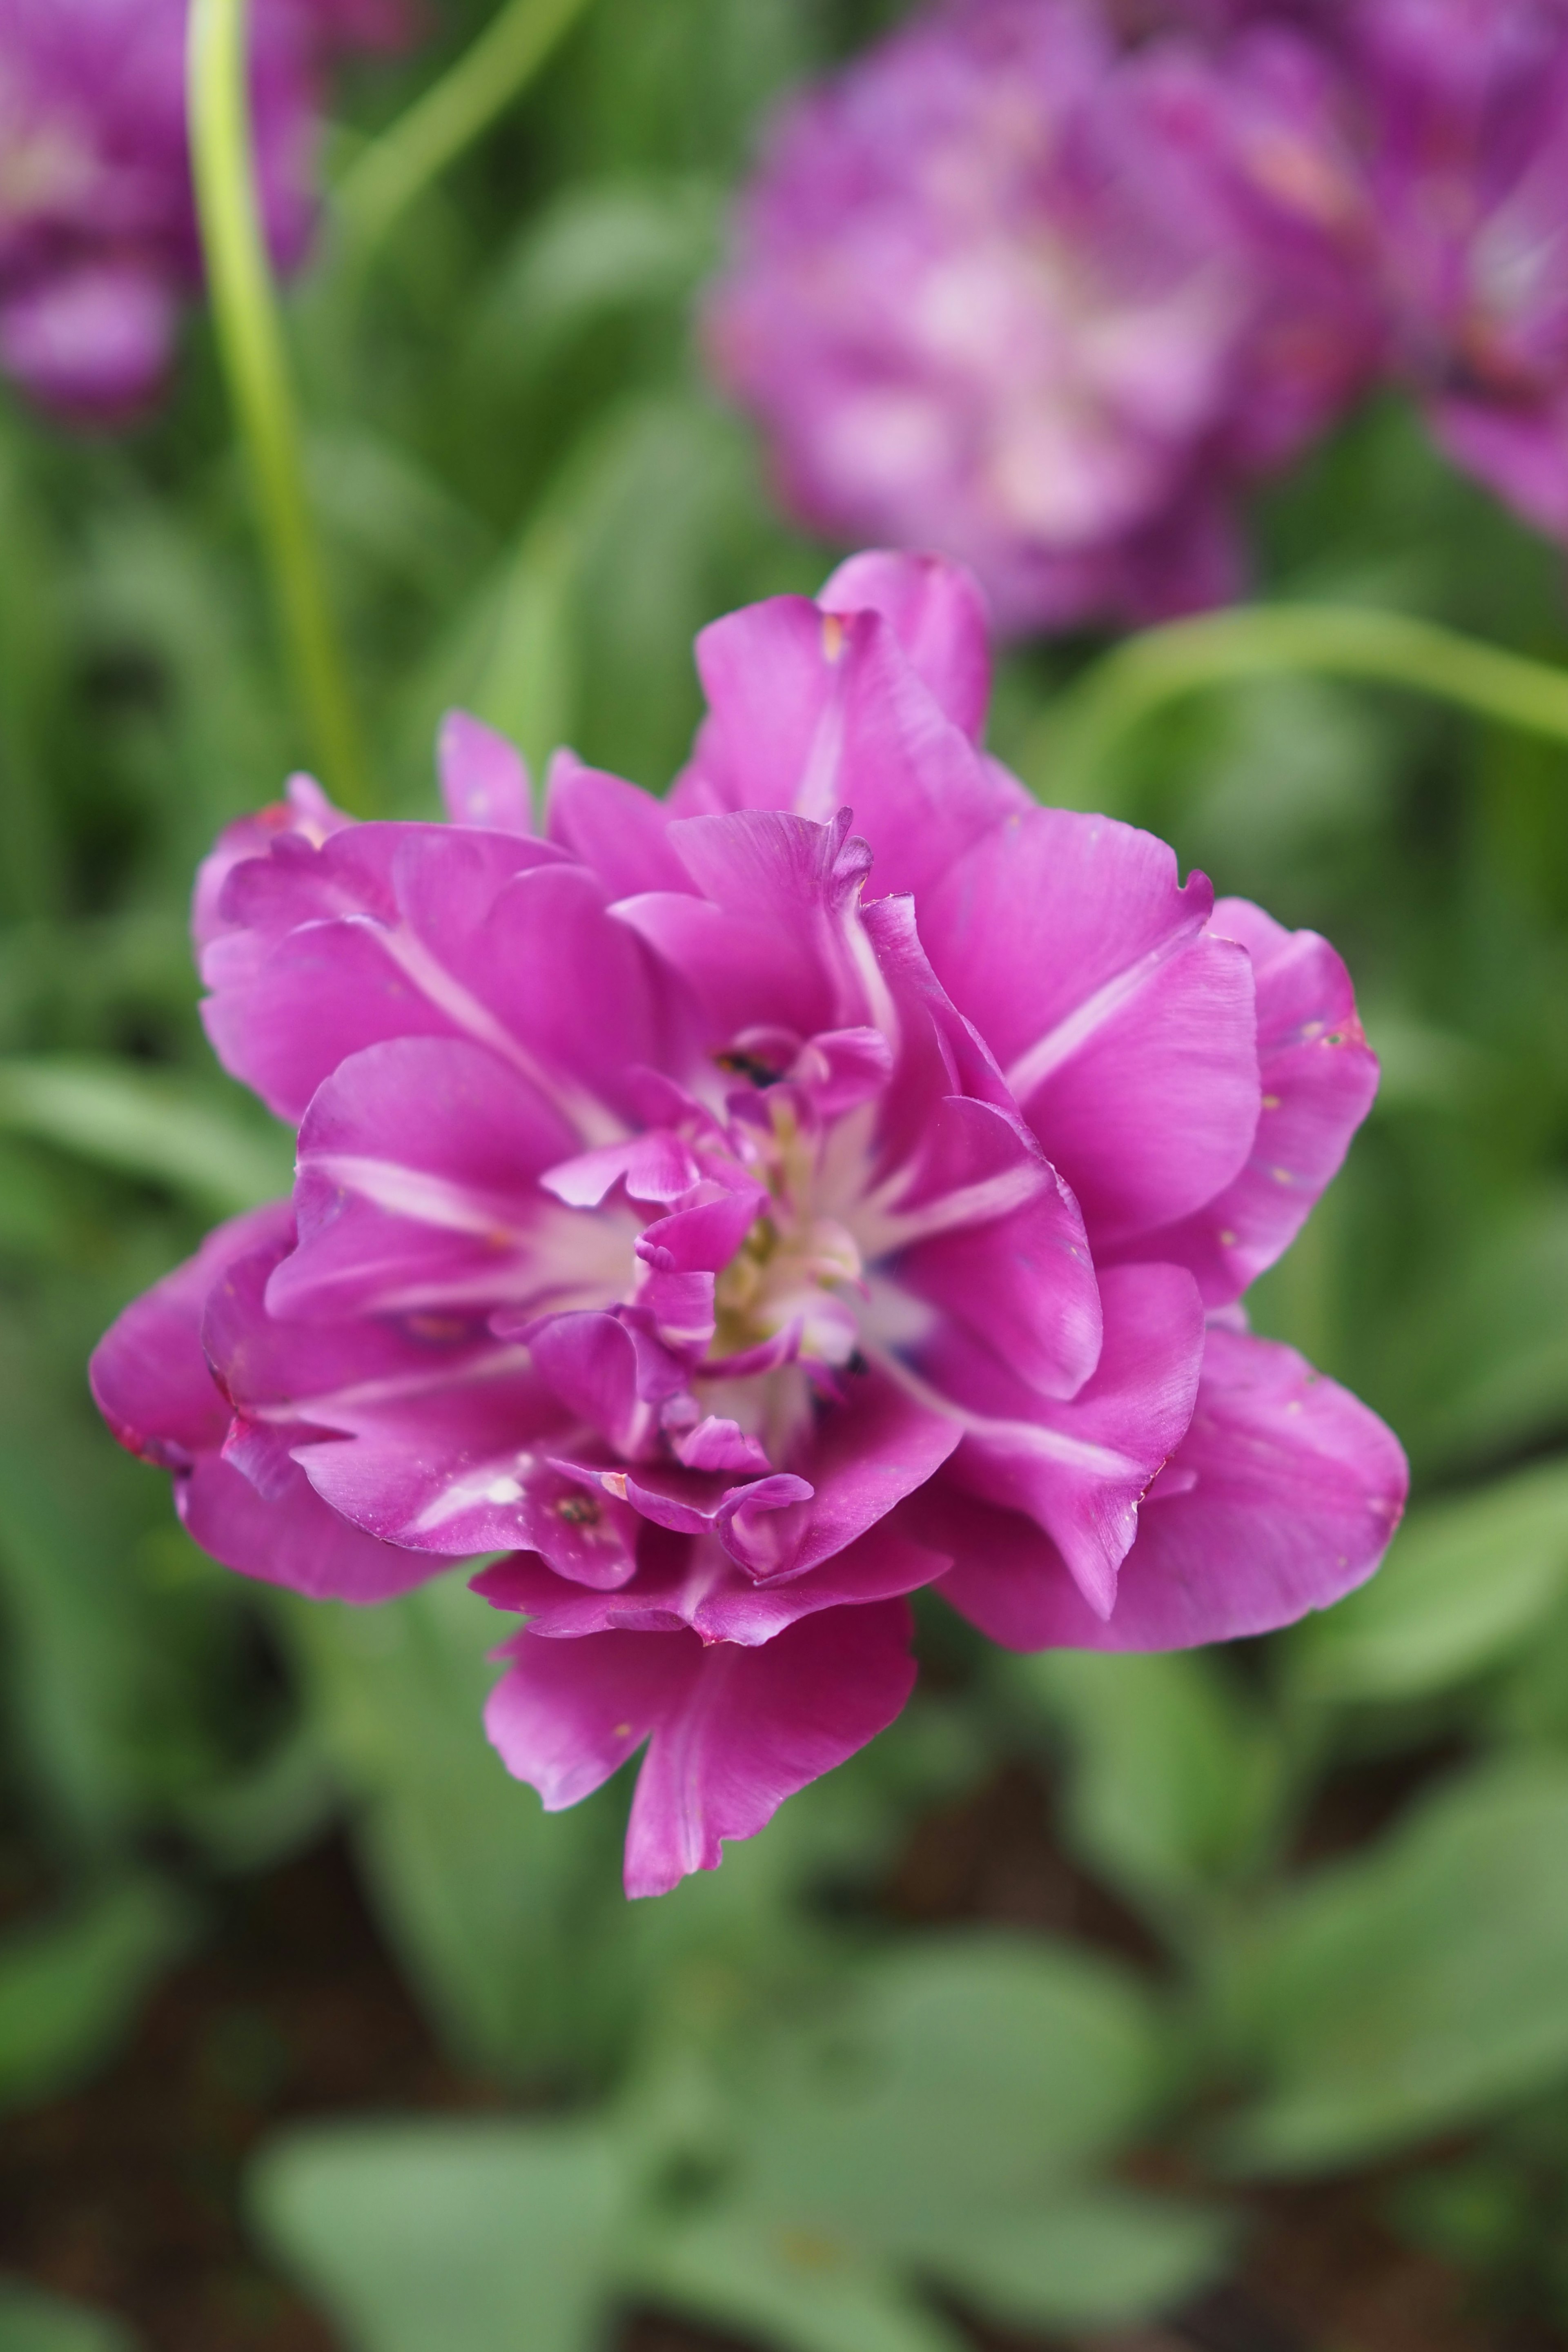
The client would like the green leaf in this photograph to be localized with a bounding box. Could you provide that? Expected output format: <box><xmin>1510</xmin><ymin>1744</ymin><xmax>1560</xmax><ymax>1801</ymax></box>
<box><xmin>251</xmin><ymin>2118</ymin><xmax>622</xmax><ymax>2352</ymax></box>
<box><xmin>0</xmin><ymin>1878</ymin><xmax>195</xmax><ymax>2115</ymax></box>
<box><xmin>1289</xmin><ymin>1457</ymin><xmax>1568</xmax><ymax>1702</ymax></box>
<box><xmin>633</xmin><ymin>2213</ymin><xmax>965</xmax><ymax>2352</ymax></box>
<box><xmin>636</xmin><ymin>1938</ymin><xmax>1213</xmax><ymax>2349</ymax></box>
<box><xmin>0</xmin><ymin>1058</ymin><xmax>290</xmax><ymax>1214</ymax></box>
<box><xmin>739</xmin><ymin>1935</ymin><xmax>1167</xmax><ymax>2245</ymax></box>
<box><xmin>0</xmin><ymin>2281</ymin><xmax>138</xmax><ymax>2352</ymax></box>
<box><xmin>1222</xmin><ymin>1758</ymin><xmax>1568</xmax><ymax>2172</ymax></box>
<box><xmin>1405</xmin><ymin>1193</ymin><xmax>1568</xmax><ymax>1471</ymax></box>
<box><xmin>174</xmin><ymin>1718</ymin><xmax>340</xmax><ymax>1875</ymax></box>
<box><xmin>277</xmin><ymin>1572</ymin><xmax>629</xmax><ymax>2082</ymax></box>
<box><xmin>471</xmin><ymin>178</ymin><xmax>718</xmax><ymax>380</ymax></box>
<box><xmin>1006</xmin><ymin>1649</ymin><xmax>1282</xmax><ymax>1924</ymax></box>
<box><xmin>918</xmin><ymin>2187</ymin><xmax>1234</xmax><ymax>2333</ymax></box>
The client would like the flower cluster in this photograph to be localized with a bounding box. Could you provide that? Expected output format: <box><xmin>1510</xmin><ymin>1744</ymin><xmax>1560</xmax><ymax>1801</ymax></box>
<box><xmin>0</xmin><ymin>0</ymin><xmax>404</xmax><ymax>425</ymax></box>
<box><xmin>705</xmin><ymin>0</ymin><xmax>1378</xmax><ymax>632</ymax></box>
<box><xmin>92</xmin><ymin>552</ymin><xmax>1407</xmax><ymax>1895</ymax></box>
<box><xmin>706</xmin><ymin>0</ymin><xmax>1568</xmax><ymax>631</ymax></box>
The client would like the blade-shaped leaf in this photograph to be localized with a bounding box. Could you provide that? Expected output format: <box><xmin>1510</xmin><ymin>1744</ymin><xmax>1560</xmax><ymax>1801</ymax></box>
<box><xmin>1005</xmin><ymin>1649</ymin><xmax>1282</xmax><ymax>1924</ymax></box>
<box><xmin>0</xmin><ymin>1878</ymin><xmax>195</xmax><ymax>2116</ymax></box>
<box><xmin>919</xmin><ymin>2187</ymin><xmax>1234</xmax><ymax>2333</ymax></box>
<box><xmin>632</xmin><ymin>2212</ymin><xmax>964</xmax><ymax>2352</ymax></box>
<box><xmin>1222</xmin><ymin>1759</ymin><xmax>1568</xmax><ymax>2172</ymax></box>
<box><xmin>737</xmin><ymin>1935</ymin><xmax>1168</xmax><ymax>2244</ymax></box>
<box><xmin>251</xmin><ymin>2118</ymin><xmax>622</xmax><ymax>2352</ymax></box>
<box><xmin>1289</xmin><ymin>1457</ymin><xmax>1568</xmax><ymax>1701</ymax></box>
<box><xmin>0</xmin><ymin>1058</ymin><xmax>289</xmax><ymax>1214</ymax></box>
<box><xmin>0</xmin><ymin>2281</ymin><xmax>138</xmax><ymax>2352</ymax></box>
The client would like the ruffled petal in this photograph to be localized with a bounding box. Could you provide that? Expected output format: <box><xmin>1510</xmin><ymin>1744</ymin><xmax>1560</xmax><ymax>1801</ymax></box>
<box><xmin>438</xmin><ymin>710</ymin><xmax>531</xmax><ymax>833</ymax></box>
<box><xmin>545</xmin><ymin>749</ymin><xmax>690</xmax><ymax>898</ymax></box>
<box><xmin>675</xmin><ymin>591</ymin><xmax>1023</xmax><ymax>899</ymax></box>
<box><xmin>198</xmin><ymin>822</ymin><xmax>569</xmax><ymax>1123</ymax></box>
<box><xmin>90</xmin><ymin>1200</ymin><xmax>435</xmax><ymax>1603</ymax></box>
<box><xmin>179</xmin><ymin>1451</ymin><xmax>435</xmax><ymax>1602</ymax></box>
<box><xmin>205</xmin><ymin>1242</ymin><xmax>570</xmax><ymax>1559</ymax></box>
<box><xmin>1116</xmin><ymin>899</ymin><xmax>1379</xmax><ymax>1303</ymax></box>
<box><xmin>474</xmin><ymin>1511</ymin><xmax>947</xmax><ymax>1643</ymax></box>
<box><xmin>920</xmin><ymin>807</ymin><xmax>1258</xmax><ymax>1250</ymax></box>
<box><xmin>860</xmin><ymin>893</ymin><xmax>1102</xmax><ymax>1401</ymax></box>
<box><xmin>269</xmin><ymin>1036</ymin><xmax>586</xmax><ymax>1322</ymax></box>
<box><xmin>939</xmin><ymin>1325</ymin><xmax>1407</xmax><ymax>1649</ymax></box>
<box><xmin>484</xmin><ymin>1599</ymin><xmax>917</xmax><ymax>1895</ymax></box>
<box><xmin>785</xmin><ymin>1368</ymin><xmax>960</xmax><ymax>1573</ymax></box>
<box><xmin>933</xmin><ymin>1261</ymin><xmax>1206</xmax><ymax>1618</ymax></box>
<box><xmin>817</xmin><ymin>549</ymin><xmax>992</xmax><ymax>741</ymax></box>
<box><xmin>192</xmin><ymin>774</ymin><xmax>350</xmax><ymax>958</ymax></box>
<box><xmin>615</xmin><ymin>806</ymin><xmax>876</xmax><ymax>1043</ymax></box>
<box><xmin>91</xmin><ymin>1202</ymin><xmax>294</xmax><ymax>1467</ymax></box>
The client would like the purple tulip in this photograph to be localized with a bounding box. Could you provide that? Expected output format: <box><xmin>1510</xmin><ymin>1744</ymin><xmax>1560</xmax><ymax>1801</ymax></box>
<box><xmin>0</xmin><ymin>0</ymin><xmax>405</xmax><ymax>425</ymax></box>
<box><xmin>704</xmin><ymin>0</ymin><xmax>1381</xmax><ymax>635</ymax></box>
<box><xmin>92</xmin><ymin>553</ymin><xmax>1406</xmax><ymax>1895</ymax></box>
<box><xmin>1138</xmin><ymin>0</ymin><xmax>1568</xmax><ymax>541</ymax></box>
<box><xmin>1336</xmin><ymin>0</ymin><xmax>1568</xmax><ymax>539</ymax></box>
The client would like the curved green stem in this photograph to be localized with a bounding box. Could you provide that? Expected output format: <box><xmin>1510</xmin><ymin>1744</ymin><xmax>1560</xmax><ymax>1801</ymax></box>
<box><xmin>1026</xmin><ymin>603</ymin><xmax>1568</xmax><ymax>806</ymax></box>
<box><xmin>187</xmin><ymin>0</ymin><xmax>370</xmax><ymax>812</ymax></box>
<box><xmin>335</xmin><ymin>0</ymin><xmax>595</xmax><ymax>261</ymax></box>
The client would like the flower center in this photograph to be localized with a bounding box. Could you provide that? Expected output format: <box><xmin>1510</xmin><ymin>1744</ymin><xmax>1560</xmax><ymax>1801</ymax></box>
<box><xmin>711</xmin><ymin>1206</ymin><xmax>865</xmax><ymax>1367</ymax></box>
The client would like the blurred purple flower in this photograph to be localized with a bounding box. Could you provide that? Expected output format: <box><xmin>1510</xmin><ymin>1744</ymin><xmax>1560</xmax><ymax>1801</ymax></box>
<box><xmin>91</xmin><ymin>552</ymin><xmax>1406</xmax><ymax>1895</ymax></box>
<box><xmin>1137</xmin><ymin>0</ymin><xmax>1568</xmax><ymax>541</ymax></box>
<box><xmin>0</xmin><ymin>0</ymin><xmax>407</xmax><ymax>426</ymax></box>
<box><xmin>1336</xmin><ymin>0</ymin><xmax>1568</xmax><ymax>539</ymax></box>
<box><xmin>703</xmin><ymin>0</ymin><xmax>1381</xmax><ymax>634</ymax></box>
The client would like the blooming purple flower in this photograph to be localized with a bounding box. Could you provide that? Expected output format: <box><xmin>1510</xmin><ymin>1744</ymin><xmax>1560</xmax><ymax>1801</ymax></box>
<box><xmin>0</xmin><ymin>0</ymin><xmax>405</xmax><ymax>425</ymax></box>
<box><xmin>1327</xmin><ymin>0</ymin><xmax>1568</xmax><ymax>540</ymax></box>
<box><xmin>703</xmin><ymin>0</ymin><xmax>1381</xmax><ymax>635</ymax></box>
<box><xmin>1143</xmin><ymin>0</ymin><xmax>1568</xmax><ymax>543</ymax></box>
<box><xmin>92</xmin><ymin>551</ymin><xmax>1407</xmax><ymax>1895</ymax></box>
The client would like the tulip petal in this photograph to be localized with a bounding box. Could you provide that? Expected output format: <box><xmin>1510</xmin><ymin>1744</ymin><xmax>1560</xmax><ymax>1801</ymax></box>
<box><xmin>922</xmin><ymin>807</ymin><xmax>1258</xmax><ymax>1249</ymax></box>
<box><xmin>817</xmin><ymin>549</ymin><xmax>992</xmax><ymax>741</ymax></box>
<box><xmin>438</xmin><ymin>710</ymin><xmax>531</xmax><ymax>833</ymax></box>
<box><xmin>484</xmin><ymin>1599</ymin><xmax>917</xmax><ymax>1894</ymax></box>
<box><xmin>936</xmin><ymin>1261</ymin><xmax>1205</xmax><ymax>1618</ymax></box>
<box><xmin>939</xmin><ymin>1326</ymin><xmax>1407</xmax><ymax>1649</ymax></box>
<box><xmin>1118</xmin><ymin>900</ymin><xmax>1379</xmax><ymax>1303</ymax></box>
<box><xmin>90</xmin><ymin>1201</ymin><xmax>294</xmax><ymax>1467</ymax></box>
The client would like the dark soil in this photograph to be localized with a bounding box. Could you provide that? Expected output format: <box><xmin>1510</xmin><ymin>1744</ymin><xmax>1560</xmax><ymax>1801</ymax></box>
<box><xmin>0</xmin><ymin>1773</ymin><xmax>1560</xmax><ymax>2352</ymax></box>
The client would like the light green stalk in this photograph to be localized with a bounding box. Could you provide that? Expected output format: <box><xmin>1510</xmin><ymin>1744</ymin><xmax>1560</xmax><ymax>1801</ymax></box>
<box><xmin>336</xmin><ymin>0</ymin><xmax>595</xmax><ymax>262</ymax></box>
<box><xmin>1026</xmin><ymin>602</ymin><xmax>1568</xmax><ymax>805</ymax></box>
<box><xmin>187</xmin><ymin>0</ymin><xmax>370</xmax><ymax>811</ymax></box>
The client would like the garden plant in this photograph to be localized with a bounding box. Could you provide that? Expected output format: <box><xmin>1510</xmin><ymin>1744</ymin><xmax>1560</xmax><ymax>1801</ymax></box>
<box><xmin>7</xmin><ymin>3</ymin><xmax>1568</xmax><ymax>2350</ymax></box>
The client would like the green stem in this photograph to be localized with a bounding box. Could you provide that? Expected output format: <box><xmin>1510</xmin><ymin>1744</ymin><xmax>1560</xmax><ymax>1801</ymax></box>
<box><xmin>1027</xmin><ymin>603</ymin><xmax>1568</xmax><ymax>806</ymax></box>
<box><xmin>187</xmin><ymin>0</ymin><xmax>371</xmax><ymax>812</ymax></box>
<box><xmin>335</xmin><ymin>0</ymin><xmax>595</xmax><ymax>261</ymax></box>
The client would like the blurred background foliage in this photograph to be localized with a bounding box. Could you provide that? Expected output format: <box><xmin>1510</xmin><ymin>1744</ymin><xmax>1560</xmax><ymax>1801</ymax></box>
<box><xmin>7</xmin><ymin>2</ymin><xmax>1568</xmax><ymax>2348</ymax></box>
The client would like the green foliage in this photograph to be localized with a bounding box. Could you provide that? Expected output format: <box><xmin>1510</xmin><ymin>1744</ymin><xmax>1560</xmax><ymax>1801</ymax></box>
<box><xmin>1290</xmin><ymin>1455</ymin><xmax>1568</xmax><ymax>1702</ymax></box>
<box><xmin>1220</xmin><ymin>1761</ymin><xmax>1568</xmax><ymax>2171</ymax></box>
<box><xmin>0</xmin><ymin>2283</ymin><xmax>138</xmax><ymax>2352</ymax></box>
<box><xmin>252</xmin><ymin>2119</ymin><xmax>625</xmax><ymax>2352</ymax></box>
<box><xmin>1002</xmin><ymin>1648</ymin><xmax>1284</xmax><ymax>1933</ymax></box>
<box><xmin>0</xmin><ymin>1878</ymin><xmax>195</xmax><ymax>2114</ymax></box>
<box><xmin>252</xmin><ymin>1938</ymin><xmax>1231</xmax><ymax>2352</ymax></box>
